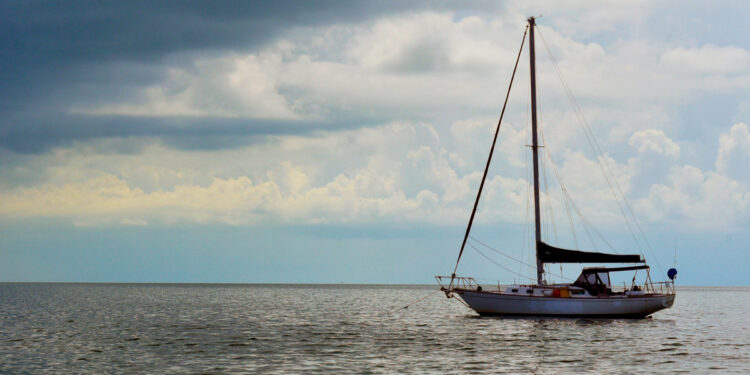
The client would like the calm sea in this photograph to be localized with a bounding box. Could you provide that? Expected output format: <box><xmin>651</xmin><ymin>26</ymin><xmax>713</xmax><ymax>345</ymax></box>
<box><xmin>1</xmin><ymin>284</ymin><xmax>748</xmax><ymax>374</ymax></box>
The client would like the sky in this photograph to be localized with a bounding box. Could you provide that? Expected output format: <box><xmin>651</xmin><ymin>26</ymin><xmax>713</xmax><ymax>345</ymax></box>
<box><xmin>1</xmin><ymin>1</ymin><xmax>749</xmax><ymax>285</ymax></box>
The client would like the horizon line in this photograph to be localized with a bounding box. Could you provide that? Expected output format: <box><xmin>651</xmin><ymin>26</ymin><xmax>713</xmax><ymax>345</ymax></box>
<box><xmin>0</xmin><ymin>281</ymin><xmax>743</xmax><ymax>288</ymax></box>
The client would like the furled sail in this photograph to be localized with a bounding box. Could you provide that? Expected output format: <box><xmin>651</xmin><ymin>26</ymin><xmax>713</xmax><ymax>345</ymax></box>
<box><xmin>537</xmin><ymin>241</ymin><xmax>643</xmax><ymax>263</ymax></box>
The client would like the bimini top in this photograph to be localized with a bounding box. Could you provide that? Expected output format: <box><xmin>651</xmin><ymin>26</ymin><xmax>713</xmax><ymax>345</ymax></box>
<box><xmin>537</xmin><ymin>241</ymin><xmax>644</xmax><ymax>264</ymax></box>
<box><xmin>580</xmin><ymin>265</ymin><xmax>650</xmax><ymax>274</ymax></box>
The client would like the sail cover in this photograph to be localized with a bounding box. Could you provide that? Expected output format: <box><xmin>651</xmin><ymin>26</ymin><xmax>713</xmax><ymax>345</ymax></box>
<box><xmin>537</xmin><ymin>241</ymin><xmax>643</xmax><ymax>263</ymax></box>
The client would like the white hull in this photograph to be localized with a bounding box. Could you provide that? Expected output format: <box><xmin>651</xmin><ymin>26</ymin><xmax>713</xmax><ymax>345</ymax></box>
<box><xmin>457</xmin><ymin>291</ymin><xmax>675</xmax><ymax>318</ymax></box>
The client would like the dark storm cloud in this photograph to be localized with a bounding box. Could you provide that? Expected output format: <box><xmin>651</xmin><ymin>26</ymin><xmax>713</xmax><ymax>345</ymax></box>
<box><xmin>0</xmin><ymin>114</ymin><xmax>374</xmax><ymax>153</ymax></box>
<box><xmin>0</xmin><ymin>0</ymin><xmax>464</xmax><ymax>153</ymax></box>
<box><xmin>2</xmin><ymin>0</ymin><xmax>423</xmax><ymax>67</ymax></box>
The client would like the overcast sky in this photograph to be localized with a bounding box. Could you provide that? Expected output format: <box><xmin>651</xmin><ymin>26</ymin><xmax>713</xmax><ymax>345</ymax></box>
<box><xmin>1</xmin><ymin>1</ymin><xmax>748</xmax><ymax>285</ymax></box>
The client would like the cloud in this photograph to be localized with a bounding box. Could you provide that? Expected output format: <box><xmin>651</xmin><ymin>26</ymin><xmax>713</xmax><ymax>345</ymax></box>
<box><xmin>633</xmin><ymin>123</ymin><xmax>750</xmax><ymax>230</ymax></box>
<box><xmin>1</xmin><ymin>113</ymin><xmax>748</xmax><ymax>233</ymax></box>
<box><xmin>0</xmin><ymin>1</ymin><xmax>443</xmax><ymax>152</ymax></box>
<box><xmin>0</xmin><ymin>174</ymin><xmax>280</xmax><ymax>225</ymax></box>
<box><xmin>346</xmin><ymin>13</ymin><xmax>514</xmax><ymax>73</ymax></box>
<box><xmin>119</xmin><ymin>217</ymin><xmax>148</xmax><ymax>226</ymax></box>
<box><xmin>508</xmin><ymin>0</ymin><xmax>652</xmax><ymax>38</ymax></box>
<box><xmin>716</xmin><ymin>123</ymin><xmax>750</xmax><ymax>182</ymax></box>
<box><xmin>0</xmin><ymin>1</ymin><xmax>431</xmax><ymax>98</ymax></box>
<box><xmin>6</xmin><ymin>3</ymin><xmax>750</xmax><ymax>157</ymax></box>
<box><xmin>0</xmin><ymin>121</ymin><xmax>517</xmax><ymax>226</ymax></box>
<box><xmin>629</xmin><ymin>129</ymin><xmax>680</xmax><ymax>159</ymax></box>
<box><xmin>0</xmin><ymin>114</ymin><xmax>355</xmax><ymax>154</ymax></box>
<box><xmin>637</xmin><ymin>166</ymin><xmax>750</xmax><ymax>230</ymax></box>
<box><xmin>0</xmin><ymin>161</ymin><xmax>452</xmax><ymax>227</ymax></box>
<box><xmin>3</xmin><ymin>2</ymin><xmax>750</xmax><ymax>236</ymax></box>
<box><xmin>71</xmin><ymin>13</ymin><xmax>523</xmax><ymax>122</ymax></box>
<box><xmin>68</xmin><ymin>8</ymin><xmax>750</xmax><ymax>133</ymax></box>
<box><xmin>660</xmin><ymin>45</ymin><xmax>750</xmax><ymax>75</ymax></box>
<box><xmin>72</xmin><ymin>51</ymin><xmax>302</xmax><ymax>120</ymax></box>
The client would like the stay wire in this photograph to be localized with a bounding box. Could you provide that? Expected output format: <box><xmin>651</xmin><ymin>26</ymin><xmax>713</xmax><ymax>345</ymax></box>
<box><xmin>537</xmin><ymin>122</ymin><xmax>580</xmax><ymax>250</ymax></box>
<box><xmin>536</xmin><ymin>27</ymin><xmax>664</xmax><ymax>274</ymax></box>
<box><xmin>468</xmin><ymin>236</ymin><xmax>574</xmax><ymax>282</ymax></box>
<box><xmin>565</xmin><ymin>190</ymin><xmax>616</xmax><ymax>251</ymax></box>
<box><xmin>450</xmin><ymin>25</ymin><xmax>529</xmax><ymax>285</ymax></box>
<box><xmin>469</xmin><ymin>235</ymin><xmax>534</xmax><ymax>268</ymax></box>
<box><xmin>467</xmin><ymin>242</ymin><xmax>536</xmax><ymax>282</ymax></box>
<box><xmin>536</xmin><ymin>96</ymin><xmax>559</xmax><ymax>246</ymax></box>
<box><xmin>536</xmin><ymin>28</ymin><xmax>640</xmax><ymax>255</ymax></box>
<box><xmin>538</xmin><ymin>120</ymin><xmax>616</xmax><ymax>251</ymax></box>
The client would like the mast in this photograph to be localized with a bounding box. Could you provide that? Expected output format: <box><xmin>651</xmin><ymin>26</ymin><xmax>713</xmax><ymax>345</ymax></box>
<box><xmin>528</xmin><ymin>16</ymin><xmax>545</xmax><ymax>285</ymax></box>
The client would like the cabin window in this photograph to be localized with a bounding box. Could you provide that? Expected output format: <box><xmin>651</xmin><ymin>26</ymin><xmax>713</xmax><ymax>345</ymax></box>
<box><xmin>526</xmin><ymin>289</ymin><xmax>533</xmax><ymax>294</ymax></box>
<box><xmin>571</xmin><ymin>289</ymin><xmax>585</xmax><ymax>295</ymax></box>
<box><xmin>511</xmin><ymin>288</ymin><xmax>518</xmax><ymax>293</ymax></box>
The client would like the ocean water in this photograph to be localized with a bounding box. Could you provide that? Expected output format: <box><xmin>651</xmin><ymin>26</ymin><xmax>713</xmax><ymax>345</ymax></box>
<box><xmin>1</xmin><ymin>284</ymin><xmax>748</xmax><ymax>374</ymax></box>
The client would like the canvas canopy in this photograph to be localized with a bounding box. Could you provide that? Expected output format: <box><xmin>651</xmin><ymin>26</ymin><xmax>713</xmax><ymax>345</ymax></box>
<box><xmin>573</xmin><ymin>265</ymin><xmax>649</xmax><ymax>295</ymax></box>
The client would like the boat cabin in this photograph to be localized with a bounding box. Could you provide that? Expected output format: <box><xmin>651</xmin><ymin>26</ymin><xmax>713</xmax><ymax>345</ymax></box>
<box><xmin>573</xmin><ymin>265</ymin><xmax>649</xmax><ymax>296</ymax></box>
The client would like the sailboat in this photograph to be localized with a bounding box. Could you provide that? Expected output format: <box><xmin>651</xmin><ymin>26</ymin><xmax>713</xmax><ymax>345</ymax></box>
<box><xmin>436</xmin><ymin>17</ymin><xmax>676</xmax><ymax>318</ymax></box>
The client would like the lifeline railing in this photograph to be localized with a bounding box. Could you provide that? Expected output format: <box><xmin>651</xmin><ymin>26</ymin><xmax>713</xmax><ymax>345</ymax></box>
<box><xmin>435</xmin><ymin>275</ymin><xmax>479</xmax><ymax>291</ymax></box>
<box><xmin>646</xmin><ymin>281</ymin><xmax>676</xmax><ymax>295</ymax></box>
<box><xmin>607</xmin><ymin>281</ymin><xmax>676</xmax><ymax>295</ymax></box>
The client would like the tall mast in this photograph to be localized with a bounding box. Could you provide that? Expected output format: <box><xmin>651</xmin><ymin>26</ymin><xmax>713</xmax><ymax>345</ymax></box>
<box><xmin>528</xmin><ymin>16</ymin><xmax>544</xmax><ymax>285</ymax></box>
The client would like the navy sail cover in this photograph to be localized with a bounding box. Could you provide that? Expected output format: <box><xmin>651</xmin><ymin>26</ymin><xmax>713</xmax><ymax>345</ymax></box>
<box><xmin>537</xmin><ymin>241</ymin><xmax>643</xmax><ymax>263</ymax></box>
